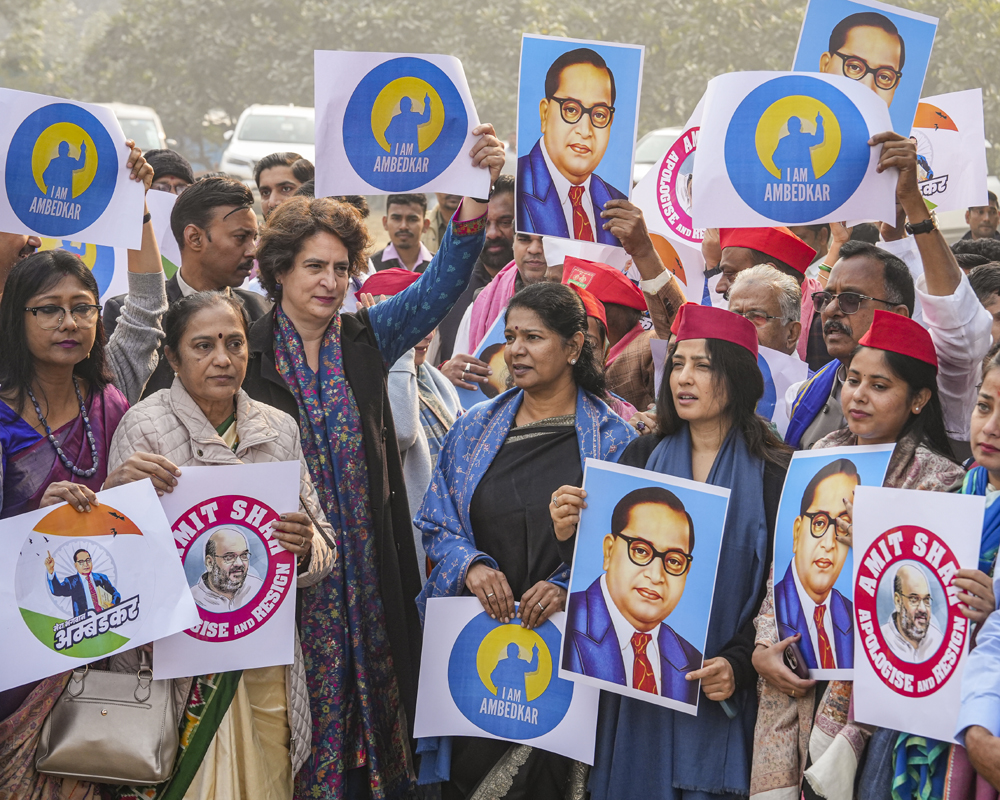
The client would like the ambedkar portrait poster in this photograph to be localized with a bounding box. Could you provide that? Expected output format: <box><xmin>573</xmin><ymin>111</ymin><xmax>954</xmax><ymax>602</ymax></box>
<box><xmin>454</xmin><ymin>312</ymin><xmax>511</xmax><ymax>411</ymax></box>
<box><xmin>792</xmin><ymin>0</ymin><xmax>938</xmax><ymax>135</ymax></box>
<box><xmin>153</xmin><ymin>461</ymin><xmax>301</xmax><ymax>680</ymax></box>
<box><xmin>692</xmin><ymin>71</ymin><xmax>896</xmax><ymax>229</ymax></box>
<box><xmin>0</xmin><ymin>482</ymin><xmax>199</xmax><ymax>692</ymax></box>
<box><xmin>559</xmin><ymin>459</ymin><xmax>729</xmax><ymax>714</ymax></box>
<box><xmin>0</xmin><ymin>88</ymin><xmax>145</xmax><ymax>250</ymax></box>
<box><xmin>516</xmin><ymin>35</ymin><xmax>644</xmax><ymax>248</ymax></box>
<box><xmin>772</xmin><ymin>445</ymin><xmax>895</xmax><ymax>680</ymax></box>
<box><xmin>415</xmin><ymin>596</ymin><xmax>601</xmax><ymax>764</ymax></box>
<box><xmin>852</xmin><ymin>487</ymin><xmax>983</xmax><ymax>742</ymax></box>
<box><xmin>314</xmin><ymin>50</ymin><xmax>489</xmax><ymax>199</ymax></box>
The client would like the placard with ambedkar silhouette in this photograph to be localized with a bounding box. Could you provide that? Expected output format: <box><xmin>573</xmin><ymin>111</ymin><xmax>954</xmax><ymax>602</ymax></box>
<box><xmin>152</xmin><ymin>461</ymin><xmax>301</xmax><ymax>680</ymax></box>
<box><xmin>414</xmin><ymin>596</ymin><xmax>601</xmax><ymax>764</ymax></box>
<box><xmin>516</xmin><ymin>35</ymin><xmax>644</xmax><ymax>247</ymax></box>
<box><xmin>314</xmin><ymin>50</ymin><xmax>489</xmax><ymax>198</ymax></box>
<box><xmin>0</xmin><ymin>88</ymin><xmax>145</xmax><ymax>250</ymax></box>
<box><xmin>851</xmin><ymin>486</ymin><xmax>982</xmax><ymax>742</ymax></box>
<box><xmin>792</xmin><ymin>0</ymin><xmax>938</xmax><ymax>135</ymax></box>
<box><xmin>559</xmin><ymin>459</ymin><xmax>730</xmax><ymax>714</ymax></box>
<box><xmin>772</xmin><ymin>445</ymin><xmax>895</xmax><ymax>680</ymax></box>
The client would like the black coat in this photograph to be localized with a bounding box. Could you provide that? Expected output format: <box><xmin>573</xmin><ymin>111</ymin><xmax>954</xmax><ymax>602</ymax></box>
<box><xmin>102</xmin><ymin>274</ymin><xmax>270</xmax><ymax>399</ymax></box>
<box><xmin>241</xmin><ymin>308</ymin><xmax>423</xmax><ymax>736</ymax></box>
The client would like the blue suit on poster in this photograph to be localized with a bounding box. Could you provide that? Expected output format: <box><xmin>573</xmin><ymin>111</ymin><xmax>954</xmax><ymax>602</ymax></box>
<box><xmin>774</xmin><ymin>561</ymin><xmax>853</xmax><ymax>670</ymax></box>
<box><xmin>516</xmin><ymin>140</ymin><xmax>626</xmax><ymax>246</ymax></box>
<box><xmin>562</xmin><ymin>576</ymin><xmax>702</xmax><ymax>704</ymax></box>
<box><xmin>48</xmin><ymin>571</ymin><xmax>120</xmax><ymax>618</ymax></box>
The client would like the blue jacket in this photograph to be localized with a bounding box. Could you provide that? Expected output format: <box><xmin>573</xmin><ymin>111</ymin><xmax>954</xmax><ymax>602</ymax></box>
<box><xmin>516</xmin><ymin>139</ymin><xmax>627</xmax><ymax>246</ymax></box>
<box><xmin>49</xmin><ymin>571</ymin><xmax>120</xmax><ymax>618</ymax></box>
<box><xmin>563</xmin><ymin>576</ymin><xmax>702</xmax><ymax>705</ymax></box>
<box><xmin>774</xmin><ymin>561</ymin><xmax>853</xmax><ymax>670</ymax></box>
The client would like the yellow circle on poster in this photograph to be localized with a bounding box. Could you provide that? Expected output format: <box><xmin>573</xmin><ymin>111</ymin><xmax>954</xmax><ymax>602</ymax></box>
<box><xmin>755</xmin><ymin>96</ymin><xmax>841</xmax><ymax>180</ymax></box>
<box><xmin>31</xmin><ymin>123</ymin><xmax>98</xmax><ymax>199</ymax></box>
<box><xmin>370</xmin><ymin>78</ymin><xmax>444</xmax><ymax>154</ymax></box>
<box><xmin>38</xmin><ymin>239</ymin><xmax>98</xmax><ymax>270</ymax></box>
<box><xmin>476</xmin><ymin>625</ymin><xmax>550</xmax><ymax>701</ymax></box>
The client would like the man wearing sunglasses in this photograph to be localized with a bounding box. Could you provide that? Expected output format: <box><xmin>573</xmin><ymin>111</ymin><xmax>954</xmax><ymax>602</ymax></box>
<box><xmin>517</xmin><ymin>48</ymin><xmax>626</xmax><ymax>245</ymax></box>
<box><xmin>563</xmin><ymin>487</ymin><xmax>702</xmax><ymax>704</ymax></box>
<box><xmin>819</xmin><ymin>12</ymin><xmax>905</xmax><ymax>108</ymax></box>
<box><xmin>786</xmin><ymin>134</ymin><xmax>992</xmax><ymax>451</ymax></box>
<box><xmin>774</xmin><ymin>459</ymin><xmax>859</xmax><ymax>671</ymax></box>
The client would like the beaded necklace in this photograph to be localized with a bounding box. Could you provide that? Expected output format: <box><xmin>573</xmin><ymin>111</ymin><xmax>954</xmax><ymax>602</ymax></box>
<box><xmin>26</xmin><ymin>376</ymin><xmax>99</xmax><ymax>478</ymax></box>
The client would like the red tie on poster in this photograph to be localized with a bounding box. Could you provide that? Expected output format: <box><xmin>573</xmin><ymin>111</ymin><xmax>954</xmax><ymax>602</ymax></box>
<box><xmin>86</xmin><ymin>575</ymin><xmax>103</xmax><ymax>611</ymax></box>
<box><xmin>568</xmin><ymin>186</ymin><xmax>595</xmax><ymax>241</ymax></box>
<box><xmin>631</xmin><ymin>632</ymin><xmax>657</xmax><ymax>694</ymax></box>
<box><xmin>814</xmin><ymin>605</ymin><xmax>835</xmax><ymax>669</ymax></box>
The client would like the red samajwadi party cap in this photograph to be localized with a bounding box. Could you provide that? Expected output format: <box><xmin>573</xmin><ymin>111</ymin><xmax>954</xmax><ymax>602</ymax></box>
<box><xmin>671</xmin><ymin>302</ymin><xmax>759</xmax><ymax>359</ymax></box>
<box><xmin>361</xmin><ymin>267</ymin><xmax>420</xmax><ymax>297</ymax></box>
<box><xmin>719</xmin><ymin>227</ymin><xmax>816</xmax><ymax>275</ymax></box>
<box><xmin>569</xmin><ymin>284</ymin><xmax>608</xmax><ymax>329</ymax></box>
<box><xmin>858</xmin><ymin>310</ymin><xmax>938</xmax><ymax>369</ymax></box>
<box><xmin>562</xmin><ymin>256</ymin><xmax>646</xmax><ymax>311</ymax></box>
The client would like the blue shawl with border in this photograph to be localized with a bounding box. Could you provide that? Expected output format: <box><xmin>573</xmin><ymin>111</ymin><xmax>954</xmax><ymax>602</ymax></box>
<box><xmin>785</xmin><ymin>359</ymin><xmax>839</xmax><ymax>450</ymax></box>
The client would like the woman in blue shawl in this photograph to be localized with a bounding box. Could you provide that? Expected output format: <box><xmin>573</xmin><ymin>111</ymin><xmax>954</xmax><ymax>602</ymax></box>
<box><xmin>416</xmin><ymin>283</ymin><xmax>636</xmax><ymax>798</ymax></box>
<box><xmin>552</xmin><ymin>304</ymin><xmax>791</xmax><ymax>799</ymax></box>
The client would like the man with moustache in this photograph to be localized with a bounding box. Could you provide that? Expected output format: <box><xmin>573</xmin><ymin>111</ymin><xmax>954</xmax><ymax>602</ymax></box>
<box><xmin>774</xmin><ymin>459</ymin><xmax>858</xmax><ymax>670</ymax></box>
<box><xmin>785</xmin><ymin>135</ymin><xmax>992</xmax><ymax>450</ymax></box>
<box><xmin>517</xmin><ymin>48</ymin><xmax>626</xmax><ymax>244</ymax></box>
<box><xmin>190</xmin><ymin>527</ymin><xmax>263</xmax><ymax>612</ymax></box>
<box><xmin>563</xmin><ymin>487</ymin><xmax>702</xmax><ymax>703</ymax></box>
<box><xmin>371</xmin><ymin>193</ymin><xmax>433</xmax><ymax>273</ymax></box>
<box><xmin>103</xmin><ymin>177</ymin><xmax>269</xmax><ymax>398</ymax></box>
<box><xmin>881</xmin><ymin>564</ymin><xmax>943</xmax><ymax>663</ymax></box>
<box><xmin>432</xmin><ymin>176</ymin><xmax>515</xmax><ymax>364</ymax></box>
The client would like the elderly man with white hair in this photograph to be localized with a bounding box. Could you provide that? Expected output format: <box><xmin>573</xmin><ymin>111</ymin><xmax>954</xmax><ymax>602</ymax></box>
<box><xmin>726</xmin><ymin>264</ymin><xmax>803</xmax><ymax>357</ymax></box>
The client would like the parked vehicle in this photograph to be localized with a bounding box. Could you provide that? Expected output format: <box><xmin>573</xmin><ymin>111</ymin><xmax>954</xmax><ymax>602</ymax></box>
<box><xmin>96</xmin><ymin>103</ymin><xmax>171</xmax><ymax>152</ymax></box>
<box><xmin>632</xmin><ymin>126</ymin><xmax>685</xmax><ymax>184</ymax></box>
<box><xmin>220</xmin><ymin>104</ymin><xmax>315</xmax><ymax>183</ymax></box>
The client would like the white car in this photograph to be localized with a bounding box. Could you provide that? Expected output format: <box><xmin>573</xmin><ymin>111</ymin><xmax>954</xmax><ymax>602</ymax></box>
<box><xmin>632</xmin><ymin>126</ymin><xmax>686</xmax><ymax>185</ymax></box>
<box><xmin>95</xmin><ymin>103</ymin><xmax>170</xmax><ymax>152</ymax></box>
<box><xmin>220</xmin><ymin>105</ymin><xmax>315</xmax><ymax>183</ymax></box>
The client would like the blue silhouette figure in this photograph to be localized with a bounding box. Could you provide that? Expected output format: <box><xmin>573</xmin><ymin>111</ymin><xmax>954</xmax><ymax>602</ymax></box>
<box><xmin>490</xmin><ymin>643</ymin><xmax>539</xmax><ymax>700</ymax></box>
<box><xmin>772</xmin><ymin>114</ymin><xmax>824</xmax><ymax>182</ymax></box>
<box><xmin>43</xmin><ymin>141</ymin><xmax>87</xmax><ymax>199</ymax></box>
<box><xmin>384</xmin><ymin>95</ymin><xmax>432</xmax><ymax>155</ymax></box>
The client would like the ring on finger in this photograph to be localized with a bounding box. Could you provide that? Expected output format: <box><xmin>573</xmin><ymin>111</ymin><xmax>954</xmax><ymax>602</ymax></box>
<box><xmin>552</xmin><ymin>494</ymin><xmax>560</xmax><ymax>508</ymax></box>
<box><xmin>486</xmin><ymin>592</ymin><xmax>495</xmax><ymax>598</ymax></box>
<box><xmin>537</xmin><ymin>602</ymin><xmax>545</xmax><ymax>611</ymax></box>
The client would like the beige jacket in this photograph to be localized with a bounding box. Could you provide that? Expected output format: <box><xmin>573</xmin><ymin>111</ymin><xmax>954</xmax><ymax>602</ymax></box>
<box><xmin>107</xmin><ymin>378</ymin><xmax>335</xmax><ymax>774</ymax></box>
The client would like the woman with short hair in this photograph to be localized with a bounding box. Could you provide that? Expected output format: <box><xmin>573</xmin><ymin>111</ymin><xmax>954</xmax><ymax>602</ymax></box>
<box><xmin>242</xmin><ymin>125</ymin><xmax>504</xmax><ymax>799</ymax></box>
<box><xmin>418</xmin><ymin>281</ymin><xmax>636</xmax><ymax>797</ymax></box>
<box><xmin>552</xmin><ymin>303</ymin><xmax>790</xmax><ymax>800</ymax></box>
<box><xmin>104</xmin><ymin>290</ymin><xmax>333</xmax><ymax>800</ymax></box>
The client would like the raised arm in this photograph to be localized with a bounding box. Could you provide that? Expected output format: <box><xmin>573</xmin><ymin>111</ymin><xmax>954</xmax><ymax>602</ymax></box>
<box><xmin>105</xmin><ymin>141</ymin><xmax>168</xmax><ymax>403</ymax></box>
<box><xmin>367</xmin><ymin>125</ymin><xmax>504</xmax><ymax>366</ymax></box>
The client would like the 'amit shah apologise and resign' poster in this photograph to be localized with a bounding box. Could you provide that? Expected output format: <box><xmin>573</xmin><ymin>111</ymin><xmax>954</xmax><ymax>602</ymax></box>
<box><xmin>153</xmin><ymin>462</ymin><xmax>301</xmax><ymax>680</ymax></box>
<box><xmin>0</xmin><ymin>482</ymin><xmax>199</xmax><ymax>692</ymax></box>
<box><xmin>852</xmin><ymin>487</ymin><xmax>983</xmax><ymax>743</ymax></box>
<box><xmin>559</xmin><ymin>459</ymin><xmax>729</xmax><ymax>714</ymax></box>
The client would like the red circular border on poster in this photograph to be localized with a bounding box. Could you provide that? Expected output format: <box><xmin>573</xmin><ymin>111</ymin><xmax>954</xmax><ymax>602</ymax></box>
<box><xmin>854</xmin><ymin>524</ymin><xmax>968</xmax><ymax>697</ymax></box>
<box><xmin>654</xmin><ymin>126</ymin><xmax>702</xmax><ymax>245</ymax></box>
<box><xmin>172</xmin><ymin>494</ymin><xmax>294</xmax><ymax>642</ymax></box>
